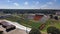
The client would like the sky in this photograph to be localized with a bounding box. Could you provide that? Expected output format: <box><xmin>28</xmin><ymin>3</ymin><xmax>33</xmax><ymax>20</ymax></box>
<box><xmin>0</xmin><ymin>0</ymin><xmax>60</xmax><ymax>9</ymax></box>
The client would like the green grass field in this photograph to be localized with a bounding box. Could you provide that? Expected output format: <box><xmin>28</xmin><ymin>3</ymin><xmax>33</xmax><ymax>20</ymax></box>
<box><xmin>4</xmin><ymin>15</ymin><xmax>42</xmax><ymax>28</ymax></box>
<box><xmin>3</xmin><ymin>15</ymin><xmax>60</xmax><ymax>33</ymax></box>
<box><xmin>42</xmin><ymin>19</ymin><xmax>60</xmax><ymax>32</ymax></box>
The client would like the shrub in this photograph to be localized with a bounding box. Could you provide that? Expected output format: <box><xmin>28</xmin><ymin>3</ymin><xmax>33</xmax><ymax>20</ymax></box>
<box><xmin>47</xmin><ymin>26</ymin><xmax>60</xmax><ymax>34</ymax></box>
<box><xmin>49</xmin><ymin>15</ymin><xmax>53</xmax><ymax>19</ymax></box>
<box><xmin>54</xmin><ymin>16</ymin><xmax>58</xmax><ymax>20</ymax></box>
<box><xmin>0</xmin><ymin>31</ymin><xmax>3</xmax><ymax>34</ymax></box>
<box><xmin>29</xmin><ymin>28</ymin><xmax>41</xmax><ymax>34</ymax></box>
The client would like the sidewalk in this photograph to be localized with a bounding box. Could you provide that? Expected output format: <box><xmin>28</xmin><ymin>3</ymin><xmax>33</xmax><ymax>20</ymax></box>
<box><xmin>0</xmin><ymin>26</ymin><xmax>27</xmax><ymax>34</ymax></box>
<box><xmin>1</xmin><ymin>20</ymin><xmax>31</xmax><ymax>34</ymax></box>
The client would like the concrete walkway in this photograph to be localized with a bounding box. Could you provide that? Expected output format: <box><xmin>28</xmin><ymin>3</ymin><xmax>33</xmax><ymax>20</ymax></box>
<box><xmin>0</xmin><ymin>20</ymin><xmax>31</xmax><ymax>34</ymax></box>
<box><xmin>4</xmin><ymin>20</ymin><xmax>31</xmax><ymax>32</ymax></box>
<box><xmin>0</xmin><ymin>26</ymin><xmax>28</xmax><ymax>34</ymax></box>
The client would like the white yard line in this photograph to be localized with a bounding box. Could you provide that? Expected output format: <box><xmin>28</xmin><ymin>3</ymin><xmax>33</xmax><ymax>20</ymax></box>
<box><xmin>3</xmin><ymin>20</ymin><xmax>31</xmax><ymax>32</ymax></box>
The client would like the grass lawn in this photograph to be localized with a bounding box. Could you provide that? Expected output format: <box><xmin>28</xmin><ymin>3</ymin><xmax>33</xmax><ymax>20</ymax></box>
<box><xmin>3</xmin><ymin>15</ymin><xmax>60</xmax><ymax>33</ymax></box>
<box><xmin>41</xmin><ymin>19</ymin><xmax>60</xmax><ymax>32</ymax></box>
<box><xmin>4</xmin><ymin>15</ymin><xmax>42</xmax><ymax>28</ymax></box>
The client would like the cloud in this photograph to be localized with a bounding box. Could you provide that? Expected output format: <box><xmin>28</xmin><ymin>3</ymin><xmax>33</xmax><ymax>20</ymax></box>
<box><xmin>54</xmin><ymin>0</ymin><xmax>57</xmax><ymax>2</ymax></box>
<box><xmin>36</xmin><ymin>1</ymin><xmax>39</xmax><ymax>5</ymax></box>
<box><xmin>51</xmin><ymin>0</ymin><xmax>57</xmax><ymax>2</ymax></box>
<box><xmin>24</xmin><ymin>1</ymin><xmax>28</xmax><ymax>5</ymax></box>
<box><xmin>7</xmin><ymin>0</ymin><xmax>12</xmax><ymax>2</ymax></box>
<box><xmin>41</xmin><ymin>2</ymin><xmax>53</xmax><ymax>8</ymax></box>
<box><xmin>33</xmin><ymin>1</ymin><xmax>39</xmax><ymax>5</ymax></box>
<box><xmin>47</xmin><ymin>2</ymin><xmax>53</xmax><ymax>4</ymax></box>
<box><xmin>13</xmin><ymin>3</ymin><xmax>19</xmax><ymax>6</ymax></box>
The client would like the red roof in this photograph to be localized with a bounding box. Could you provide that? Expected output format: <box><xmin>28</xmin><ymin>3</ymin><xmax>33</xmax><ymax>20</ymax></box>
<box><xmin>34</xmin><ymin>15</ymin><xmax>43</xmax><ymax>21</ymax></box>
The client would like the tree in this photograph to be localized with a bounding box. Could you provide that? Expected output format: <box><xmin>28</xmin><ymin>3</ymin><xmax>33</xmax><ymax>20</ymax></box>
<box><xmin>29</xmin><ymin>28</ymin><xmax>41</xmax><ymax>34</ymax></box>
<box><xmin>54</xmin><ymin>16</ymin><xmax>58</xmax><ymax>20</ymax></box>
<box><xmin>49</xmin><ymin>14</ymin><xmax>53</xmax><ymax>19</ymax></box>
<box><xmin>47</xmin><ymin>26</ymin><xmax>60</xmax><ymax>34</ymax></box>
<box><xmin>0</xmin><ymin>31</ymin><xmax>3</xmax><ymax>34</ymax></box>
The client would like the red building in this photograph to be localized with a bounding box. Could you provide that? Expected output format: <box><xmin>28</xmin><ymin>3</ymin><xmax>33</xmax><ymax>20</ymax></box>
<box><xmin>34</xmin><ymin>15</ymin><xmax>43</xmax><ymax>21</ymax></box>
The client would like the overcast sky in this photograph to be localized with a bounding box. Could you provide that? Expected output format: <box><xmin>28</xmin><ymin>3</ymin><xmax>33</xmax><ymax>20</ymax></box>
<box><xmin>0</xmin><ymin>0</ymin><xmax>60</xmax><ymax>9</ymax></box>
